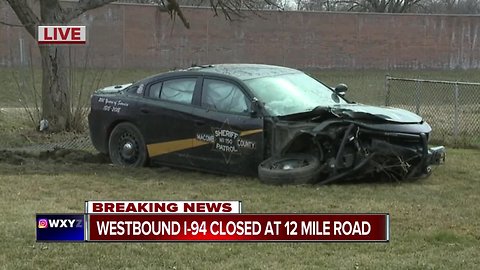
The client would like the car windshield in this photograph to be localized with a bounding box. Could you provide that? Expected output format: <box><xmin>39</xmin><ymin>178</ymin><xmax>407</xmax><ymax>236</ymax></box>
<box><xmin>244</xmin><ymin>72</ymin><xmax>347</xmax><ymax>116</ymax></box>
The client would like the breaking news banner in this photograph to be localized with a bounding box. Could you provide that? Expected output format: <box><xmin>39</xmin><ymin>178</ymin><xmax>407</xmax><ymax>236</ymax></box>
<box><xmin>36</xmin><ymin>214</ymin><xmax>85</xmax><ymax>242</ymax></box>
<box><xmin>87</xmin><ymin>214</ymin><xmax>389</xmax><ymax>242</ymax></box>
<box><xmin>85</xmin><ymin>200</ymin><xmax>242</xmax><ymax>214</ymax></box>
<box><xmin>36</xmin><ymin>201</ymin><xmax>389</xmax><ymax>242</ymax></box>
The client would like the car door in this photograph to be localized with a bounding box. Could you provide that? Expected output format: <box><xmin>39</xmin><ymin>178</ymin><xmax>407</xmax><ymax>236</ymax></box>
<box><xmin>138</xmin><ymin>76</ymin><xmax>200</xmax><ymax>167</ymax></box>
<box><xmin>189</xmin><ymin>77</ymin><xmax>264</xmax><ymax>175</ymax></box>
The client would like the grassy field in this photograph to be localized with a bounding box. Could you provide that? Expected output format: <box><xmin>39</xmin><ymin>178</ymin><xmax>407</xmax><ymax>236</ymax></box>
<box><xmin>0</xmin><ymin>67</ymin><xmax>160</xmax><ymax>108</ymax></box>
<box><xmin>1</xmin><ymin>67</ymin><xmax>480</xmax><ymax>269</ymax></box>
<box><xmin>0</xmin><ymin>148</ymin><xmax>479</xmax><ymax>269</ymax></box>
<box><xmin>2</xmin><ymin>67</ymin><xmax>480</xmax><ymax>148</ymax></box>
<box><xmin>2</xmin><ymin>67</ymin><xmax>480</xmax><ymax>107</ymax></box>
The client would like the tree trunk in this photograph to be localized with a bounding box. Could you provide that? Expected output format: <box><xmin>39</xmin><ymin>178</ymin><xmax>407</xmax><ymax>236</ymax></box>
<box><xmin>39</xmin><ymin>0</ymin><xmax>71</xmax><ymax>132</ymax></box>
<box><xmin>40</xmin><ymin>45</ymin><xmax>71</xmax><ymax>131</ymax></box>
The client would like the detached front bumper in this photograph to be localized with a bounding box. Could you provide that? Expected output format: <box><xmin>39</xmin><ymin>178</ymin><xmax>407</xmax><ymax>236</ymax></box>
<box><xmin>427</xmin><ymin>146</ymin><xmax>446</xmax><ymax>166</ymax></box>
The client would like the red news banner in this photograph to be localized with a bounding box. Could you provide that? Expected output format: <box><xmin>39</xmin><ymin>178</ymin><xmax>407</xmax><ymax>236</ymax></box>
<box><xmin>87</xmin><ymin>214</ymin><xmax>389</xmax><ymax>242</ymax></box>
<box><xmin>86</xmin><ymin>200</ymin><xmax>241</xmax><ymax>214</ymax></box>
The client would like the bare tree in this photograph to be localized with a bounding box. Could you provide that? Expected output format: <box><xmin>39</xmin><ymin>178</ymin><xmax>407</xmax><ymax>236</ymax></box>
<box><xmin>292</xmin><ymin>0</ymin><xmax>479</xmax><ymax>13</ymax></box>
<box><xmin>4</xmin><ymin>0</ymin><xmax>276</xmax><ymax>132</ymax></box>
<box><xmin>294</xmin><ymin>0</ymin><xmax>333</xmax><ymax>11</ymax></box>
<box><xmin>294</xmin><ymin>0</ymin><xmax>423</xmax><ymax>12</ymax></box>
<box><xmin>422</xmin><ymin>0</ymin><xmax>480</xmax><ymax>14</ymax></box>
<box><xmin>118</xmin><ymin>0</ymin><xmax>282</xmax><ymax>10</ymax></box>
<box><xmin>334</xmin><ymin>0</ymin><xmax>423</xmax><ymax>12</ymax></box>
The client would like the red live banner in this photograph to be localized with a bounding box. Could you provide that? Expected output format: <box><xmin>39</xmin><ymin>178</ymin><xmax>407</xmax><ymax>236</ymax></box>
<box><xmin>88</xmin><ymin>214</ymin><xmax>389</xmax><ymax>242</ymax></box>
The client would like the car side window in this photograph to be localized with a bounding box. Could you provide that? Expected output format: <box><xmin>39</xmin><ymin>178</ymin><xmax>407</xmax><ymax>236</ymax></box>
<box><xmin>160</xmin><ymin>78</ymin><xmax>196</xmax><ymax>104</ymax></box>
<box><xmin>148</xmin><ymin>82</ymin><xmax>162</xmax><ymax>98</ymax></box>
<box><xmin>201</xmin><ymin>79</ymin><xmax>250</xmax><ymax>114</ymax></box>
<box><xmin>126</xmin><ymin>84</ymin><xmax>144</xmax><ymax>96</ymax></box>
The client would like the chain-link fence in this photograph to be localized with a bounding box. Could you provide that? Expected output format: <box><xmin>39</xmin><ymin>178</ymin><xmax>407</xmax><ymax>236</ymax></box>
<box><xmin>385</xmin><ymin>76</ymin><xmax>480</xmax><ymax>148</ymax></box>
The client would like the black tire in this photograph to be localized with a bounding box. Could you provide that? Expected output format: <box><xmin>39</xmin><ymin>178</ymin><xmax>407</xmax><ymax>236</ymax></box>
<box><xmin>258</xmin><ymin>154</ymin><xmax>321</xmax><ymax>185</ymax></box>
<box><xmin>108</xmin><ymin>122</ymin><xmax>148</xmax><ymax>167</ymax></box>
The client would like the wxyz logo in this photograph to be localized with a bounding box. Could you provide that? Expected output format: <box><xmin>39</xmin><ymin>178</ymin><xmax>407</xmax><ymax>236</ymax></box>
<box><xmin>38</xmin><ymin>219</ymin><xmax>83</xmax><ymax>229</ymax></box>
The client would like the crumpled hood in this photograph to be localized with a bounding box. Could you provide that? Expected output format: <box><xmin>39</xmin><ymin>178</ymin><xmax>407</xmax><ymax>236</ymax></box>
<box><xmin>330</xmin><ymin>104</ymin><xmax>423</xmax><ymax>124</ymax></box>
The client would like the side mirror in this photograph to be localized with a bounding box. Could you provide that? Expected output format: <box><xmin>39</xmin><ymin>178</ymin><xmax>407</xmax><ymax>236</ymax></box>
<box><xmin>250</xmin><ymin>97</ymin><xmax>261</xmax><ymax>117</ymax></box>
<box><xmin>334</xmin><ymin>83</ymin><xmax>348</xmax><ymax>97</ymax></box>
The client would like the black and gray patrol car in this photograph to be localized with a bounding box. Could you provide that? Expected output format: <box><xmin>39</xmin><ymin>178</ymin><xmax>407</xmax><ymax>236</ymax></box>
<box><xmin>88</xmin><ymin>64</ymin><xmax>445</xmax><ymax>185</ymax></box>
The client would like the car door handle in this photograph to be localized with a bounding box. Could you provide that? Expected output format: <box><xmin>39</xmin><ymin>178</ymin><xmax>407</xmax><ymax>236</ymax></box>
<box><xmin>140</xmin><ymin>108</ymin><xmax>150</xmax><ymax>114</ymax></box>
<box><xmin>194</xmin><ymin>120</ymin><xmax>206</xmax><ymax>126</ymax></box>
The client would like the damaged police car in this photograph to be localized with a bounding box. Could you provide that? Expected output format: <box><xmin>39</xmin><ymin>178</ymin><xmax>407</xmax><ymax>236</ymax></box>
<box><xmin>88</xmin><ymin>64</ymin><xmax>445</xmax><ymax>185</ymax></box>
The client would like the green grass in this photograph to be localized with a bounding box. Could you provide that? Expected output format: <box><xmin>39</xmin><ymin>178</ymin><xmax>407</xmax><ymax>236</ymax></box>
<box><xmin>0</xmin><ymin>148</ymin><xmax>479</xmax><ymax>269</ymax></box>
<box><xmin>310</xmin><ymin>69</ymin><xmax>480</xmax><ymax>105</ymax></box>
<box><xmin>1</xmin><ymin>68</ymin><xmax>480</xmax><ymax>148</ymax></box>
<box><xmin>0</xmin><ymin>67</ymin><xmax>161</xmax><ymax>108</ymax></box>
<box><xmin>0</xmin><ymin>109</ymin><xmax>88</xmax><ymax>148</ymax></box>
<box><xmin>2</xmin><ymin>67</ymin><xmax>480</xmax><ymax>107</ymax></box>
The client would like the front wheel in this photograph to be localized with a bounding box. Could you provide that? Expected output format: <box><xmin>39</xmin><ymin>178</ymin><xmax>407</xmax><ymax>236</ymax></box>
<box><xmin>108</xmin><ymin>122</ymin><xmax>148</xmax><ymax>167</ymax></box>
<box><xmin>258</xmin><ymin>154</ymin><xmax>321</xmax><ymax>185</ymax></box>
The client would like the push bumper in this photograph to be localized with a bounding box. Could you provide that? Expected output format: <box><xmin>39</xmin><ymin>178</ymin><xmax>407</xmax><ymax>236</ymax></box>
<box><xmin>427</xmin><ymin>146</ymin><xmax>446</xmax><ymax>165</ymax></box>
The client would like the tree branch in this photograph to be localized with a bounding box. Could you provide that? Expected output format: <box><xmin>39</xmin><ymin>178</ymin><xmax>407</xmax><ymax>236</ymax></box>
<box><xmin>61</xmin><ymin>0</ymin><xmax>118</xmax><ymax>22</ymax></box>
<box><xmin>4</xmin><ymin>0</ymin><xmax>40</xmax><ymax>37</ymax></box>
<box><xmin>61</xmin><ymin>0</ymin><xmax>190</xmax><ymax>28</ymax></box>
<box><xmin>165</xmin><ymin>0</ymin><xmax>190</xmax><ymax>28</ymax></box>
<box><xmin>0</xmin><ymin>20</ymin><xmax>27</xmax><ymax>27</ymax></box>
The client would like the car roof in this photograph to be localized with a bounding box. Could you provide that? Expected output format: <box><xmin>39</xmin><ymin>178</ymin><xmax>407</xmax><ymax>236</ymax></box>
<box><xmin>135</xmin><ymin>64</ymin><xmax>303</xmax><ymax>86</ymax></box>
<box><xmin>182</xmin><ymin>64</ymin><xmax>301</xmax><ymax>81</ymax></box>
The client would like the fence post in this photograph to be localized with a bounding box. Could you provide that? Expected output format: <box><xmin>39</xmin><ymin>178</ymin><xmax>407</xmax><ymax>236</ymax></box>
<box><xmin>414</xmin><ymin>80</ymin><xmax>421</xmax><ymax>115</ymax></box>
<box><xmin>19</xmin><ymin>38</ymin><xmax>27</xmax><ymax>89</ymax></box>
<box><xmin>385</xmin><ymin>75</ymin><xmax>390</xmax><ymax>106</ymax></box>
<box><xmin>19</xmin><ymin>38</ymin><xmax>25</xmax><ymax>65</ymax></box>
<box><xmin>454</xmin><ymin>82</ymin><xmax>459</xmax><ymax>144</ymax></box>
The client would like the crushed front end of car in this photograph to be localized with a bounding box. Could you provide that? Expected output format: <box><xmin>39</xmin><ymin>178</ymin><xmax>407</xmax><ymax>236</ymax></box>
<box><xmin>259</xmin><ymin>104</ymin><xmax>446</xmax><ymax>185</ymax></box>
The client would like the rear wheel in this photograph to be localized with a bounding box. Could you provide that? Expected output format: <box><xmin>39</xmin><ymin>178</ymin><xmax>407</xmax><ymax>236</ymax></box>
<box><xmin>258</xmin><ymin>154</ymin><xmax>321</xmax><ymax>185</ymax></box>
<box><xmin>108</xmin><ymin>122</ymin><xmax>148</xmax><ymax>167</ymax></box>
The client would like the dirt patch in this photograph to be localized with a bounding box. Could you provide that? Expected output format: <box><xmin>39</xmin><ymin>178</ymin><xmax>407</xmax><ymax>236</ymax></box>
<box><xmin>0</xmin><ymin>148</ymin><xmax>174</xmax><ymax>179</ymax></box>
<box><xmin>0</xmin><ymin>149</ymin><xmax>110</xmax><ymax>166</ymax></box>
